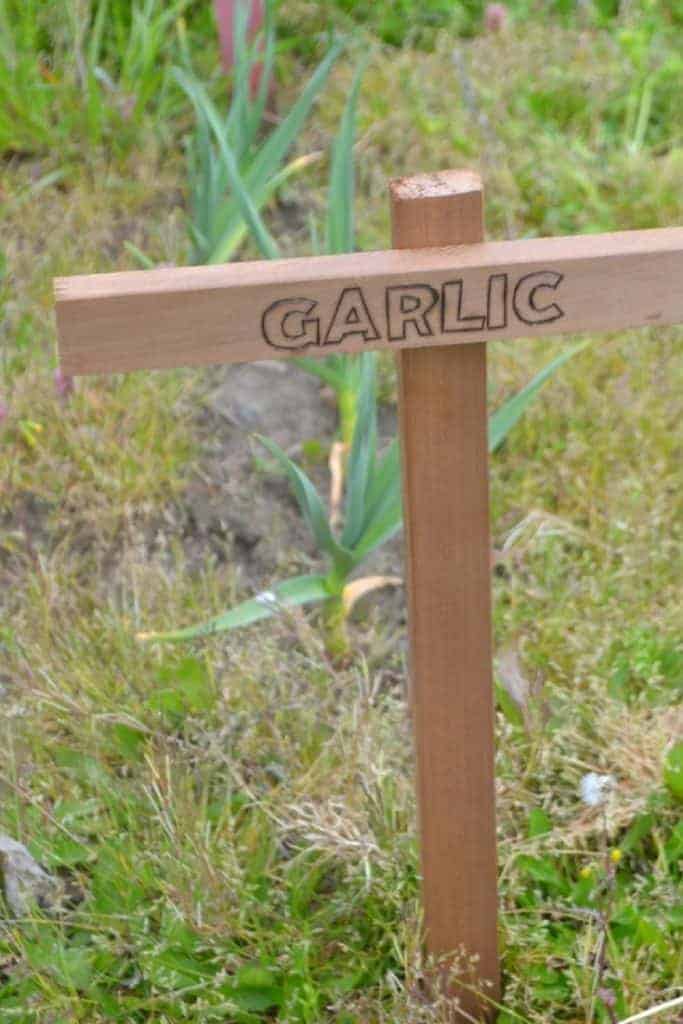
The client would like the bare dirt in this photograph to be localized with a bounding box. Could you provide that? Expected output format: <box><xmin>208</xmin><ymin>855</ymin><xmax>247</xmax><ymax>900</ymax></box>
<box><xmin>0</xmin><ymin>361</ymin><xmax>406</xmax><ymax>642</ymax></box>
<box><xmin>183</xmin><ymin>359</ymin><xmax>404</xmax><ymax>584</ymax></box>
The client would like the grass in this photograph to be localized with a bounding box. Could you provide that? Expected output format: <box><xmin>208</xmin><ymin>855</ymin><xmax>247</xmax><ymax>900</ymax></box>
<box><xmin>1</xmin><ymin>1</ymin><xmax>682</xmax><ymax>1021</ymax></box>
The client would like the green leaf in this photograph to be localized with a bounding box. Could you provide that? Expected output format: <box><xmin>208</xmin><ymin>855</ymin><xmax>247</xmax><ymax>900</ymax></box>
<box><xmin>35</xmin><ymin>834</ymin><xmax>92</xmax><ymax>869</ymax></box>
<box><xmin>516</xmin><ymin>854</ymin><xmax>569</xmax><ymax>896</ymax></box>
<box><xmin>257</xmin><ymin>434</ymin><xmax>353</xmax><ymax>575</ymax></box>
<box><xmin>53</xmin><ymin>747</ymin><xmax>111</xmax><ymax>787</ymax></box>
<box><xmin>86</xmin><ymin>0</ymin><xmax>109</xmax><ymax>68</ymax></box>
<box><xmin>488</xmin><ymin>340</ymin><xmax>590</xmax><ymax>453</ymax></box>
<box><xmin>352</xmin><ymin>488</ymin><xmax>402</xmax><ymax>564</ymax></box>
<box><xmin>227</xmin><ymin>0</ymin><xmax>254</xmax><ymax>160</ymax></box>
<box><xmin>108</xmin><ymin>722</ymin><xmax>148</xmax><ymax>761</ymax></box>
<box><xmin>148</xmin><ymin>655</ymin><xmax>215</xmax><ymax>714</ymax></box>
<box><xmin>173</xmin><ymin>68</ymin><xmax>280</xmax><ymax>260</ymax></box>
<box><xmin>495</xmin><ymin>680</ymin><xmax>525</xmax><ymax>728</ymax></box>
<box><xmin>620</xmin><ymin>812</ymin><xmax>654</xmax><ymax>853</ymax></box>
<box><xmin>142</xmin><ymin>946</ymin><xmax>214</xmax><ymax>991</ymax></box>
<box><xmin>665</xmin><ymin>822</ymin><xmax>683</xmax><ymax>867</ymax></box>
<box><xmin>181</xmin><ymin>37</ymin><xmax>342</xmax><ymax>265</ymax></box>
<box><xmin>123</xmin><ymin>240</ymin><xmax>155</xmax><ymax>269</ymax></box>
<box><xmin>144</xmin><ymin>575</ymin><xmax>330</xmax><ymax>642</ymax></box>
<box><xmin>326</xmin><ymin>56</ymin><xmax>367</xmax><ymax>255</ymax></box>
<box><xmin>244</xmin><ymin>3</ymin><xmax>277</xmax><ymax>144</ymax></box>
<box><xmin>342</xmin><ymin>353</ymin><xmax>378</xmax><ymax>549</ymax></box>
<box><xmin>362</xmin><ymin>437</ymin><xmax>400</xmax><ymax>523</ymax></box>
<box><xmin>527</xmin><ymin>964</ymin><xmax>571</xmax><ymax>1002</ymax></box>
<box><xmin>352</xmin><ymin>438</ymin><xmax>402</xmax><ymax>563</ymax></box>
<box><xmin>205</xmin><ymin>153</ymin><xmax>316</xmax><ymax>265</ymax></box>
<box><xmin>664</xmin><ymin>741</ymin><xmax>683</xmax><ymax>802</ymax></box>
<box><xmin>293</xmin><ymin>355</ymin><xmax>348</xmax><ymax>389</ymax></box>
<box><xmin>244</xmin><ymin>38</ymin><xmax>343</xmax><ymax>223</ymax></box>
<box><xmin>528</xmin><ymin>808</ymin><xmax>553</xmax><ymax>838</ymax></box>
<box><xmin>224</xmin><ymin>965</ymin><xmax>283</xmax><ymax>1013</ymax></box>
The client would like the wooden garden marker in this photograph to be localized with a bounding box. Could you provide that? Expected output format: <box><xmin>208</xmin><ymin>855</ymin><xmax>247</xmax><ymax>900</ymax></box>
<box><xmin>54</xmin><ymin>170</ymin><xmax>683</xmax><ymax>1020</ymax></box>
<box><xmin>391</xmin><ymin>172</ymin><xmax>498</xmax><ymax>1018</ymax></box>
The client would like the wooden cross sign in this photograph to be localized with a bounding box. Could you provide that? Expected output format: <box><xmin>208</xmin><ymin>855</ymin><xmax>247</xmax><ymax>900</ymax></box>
<box><xmin>55</xmin><ymin>170</ymin><xmax>683</xmax><ymax>1020</ymax></box>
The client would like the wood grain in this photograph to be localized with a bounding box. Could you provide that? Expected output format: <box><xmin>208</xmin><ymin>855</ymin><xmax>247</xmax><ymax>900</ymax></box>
<box><xmin>55</xmin><ymin>226</ymin><xmax>683</xmax><ymax>375</ymax></box>
<box><xmin>392</xmin><ymin>171</ymin><xmax>499</xmax><ymax>1018</ymax></box>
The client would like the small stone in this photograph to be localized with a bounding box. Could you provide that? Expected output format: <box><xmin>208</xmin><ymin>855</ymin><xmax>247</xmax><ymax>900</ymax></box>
<box><xmin>0</xmin><ymin>834</ymin><xmax>59</xmax><ymax>916</ymax></box>
<box><xmin>579</xmin><ymin>772</ymin><xmax>616</xmax><ymax>808</ymax></box>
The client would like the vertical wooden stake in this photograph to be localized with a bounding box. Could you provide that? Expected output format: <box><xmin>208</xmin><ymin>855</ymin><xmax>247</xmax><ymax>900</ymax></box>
<box><xmin>391</xmin><ymin>171</ymin><xmax>499</xmax><ymax>1018</ymax></box>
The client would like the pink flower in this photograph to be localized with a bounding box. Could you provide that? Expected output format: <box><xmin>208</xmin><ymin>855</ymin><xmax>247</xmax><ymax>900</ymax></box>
<box><xmin>0</xmin><ymin>397</ymin><xmax>7</xmax><ymax>424</ymax></box>
<box><xmin>485</xmin><ymin>3</ymin><xmax>508</xmax><ymax>32</ymax></box>
<box><xmin>54</xmin><ymin>368</ymin><xmax>74</xmax><ymax>400</ymax></box>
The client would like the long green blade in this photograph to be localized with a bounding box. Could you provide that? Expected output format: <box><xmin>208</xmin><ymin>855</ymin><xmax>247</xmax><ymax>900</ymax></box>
<box><xmin>341</xmin><ymin>352</ymin><xmax>378</xmax><ymax>549</ymax></box>
<box><xmin>257</xmin><ymin>434</ymin><xmax>353</xmax><ymax>575</ymax></box>
<box><xmin>488</xmin><ymin>340</ymin><xmax>590</xmax><ymax>453</ymax></box>
<box><xmin>210</xmin><ymin>39</ymin><xmax>343</xmax><ymax>262</ymax></box>
<box><xmin>293</xmin><ymin>355</ymin><xmax>348</xmax><ymax>389</ymax></box>
<box><xmin>326</xmin><ymin>56</ymin><xmax>366</xmax><ymax>255</ymax></box>
<box><xmin>208</xmin><ymin>153</ymin><xmax>312</xmax><ymax>264</ymax></box>
<box><xmin>173</xmin><ymin>67</ymin><xmax>280</xmax><ymax>260</ymax></box>
<box><xmin>247</xmin><ymin>38</ymin><xmax>343</xmax><ymax>202</ymax></box>
<box><xmin>229</xmin><ymin>0</ymin><xmax>251</xmax><ymax>160</ymax></box>
<box><xmin>353</xmin><ymin>491</ymin><xmax>403</xmax><ymax>564</ymax></box>
<box><xmin>362</xmin><ymin>437</ymin><xmax>400</xmax><ymax>523</ymax></box>
<box><xmin>245</xmin><ymin>0</ymin><xmax>276</xmax><ymax>143</ymax></box>
<box><xmin>142</xmin><ymin>574</ymin><xmax>330</xmax><ymax>642</ymax></box>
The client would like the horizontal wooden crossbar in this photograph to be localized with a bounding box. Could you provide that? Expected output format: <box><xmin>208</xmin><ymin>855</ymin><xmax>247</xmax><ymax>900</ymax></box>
<box><xmin>55</xmin><ymin>227</ymin><xmax>683</xmax><ymax>375</ymax></box>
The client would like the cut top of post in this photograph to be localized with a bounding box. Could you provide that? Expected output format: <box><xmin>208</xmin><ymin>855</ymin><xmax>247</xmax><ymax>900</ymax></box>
<box><xmin>390</xmin><ymin>169</ymin><xmax>484</xmax><ymax>246</ymax></box>
<box><xmin>55</xmin><ymin>225</ymin><xmax>683</xmax><ymax>376</ymax></box>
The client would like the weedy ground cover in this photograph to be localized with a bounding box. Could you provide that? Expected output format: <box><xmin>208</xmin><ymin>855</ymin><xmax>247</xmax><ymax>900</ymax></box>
<box><xmin>0</xmin><ymin>0</ymin><xmax>208</xmax><ymax>160</ymax></box>
<box><xmin>0</xmin><ymin>1</ymin><xmax>682</xmax><ymax>1021</ymax></box>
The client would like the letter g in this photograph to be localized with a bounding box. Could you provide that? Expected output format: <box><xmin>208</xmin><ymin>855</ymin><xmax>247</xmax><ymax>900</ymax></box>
<box><xmin>261</xmin><ymin>298</ymin><xmax>320</xmax><ymax>350</ymax></box>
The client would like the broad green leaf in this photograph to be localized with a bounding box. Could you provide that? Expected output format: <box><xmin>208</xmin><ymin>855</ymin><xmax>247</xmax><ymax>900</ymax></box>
<box><xmin>516</xmin><ymin>854</ymin><xmax>570</xmax><ymax>896</ymax></box>
<box><xmin>527</xmin><ymin>808</ymin><xmax>553</xmax><ymax>838</ymax></box>
<box><xmin>109</xmin><ymin>722</ymin><xmax>148</xmax><ymax>761</ymax></box>
<box><xmin>141</xmin><ymin>574</ymin><xmax>330</xmax><ymax>642</ymax></box>
<box><xmin>150</xmin><ymin>654</ymin><xmax>215</xmax><ymax>714</ymax></box>
<box><xmin>224</xmin><ymin>964</ymin><xmax>283</xmax><ymax>1013</ymax></box>
<box><xmin>488</xmin><ymin>340</ymin><xmax>589</xmax><ymax>453</ymax></box>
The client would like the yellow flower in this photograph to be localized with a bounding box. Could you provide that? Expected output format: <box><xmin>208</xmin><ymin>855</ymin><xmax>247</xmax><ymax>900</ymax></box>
<box><xmin>610</xmin><ymin>848</ymin><xmax>622</xmax><ymax>864</ymax></box>
<box><xmin>580</xmin><ymin>866</ymin><xmax>593</xmax><ymax>879</ymax></box>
